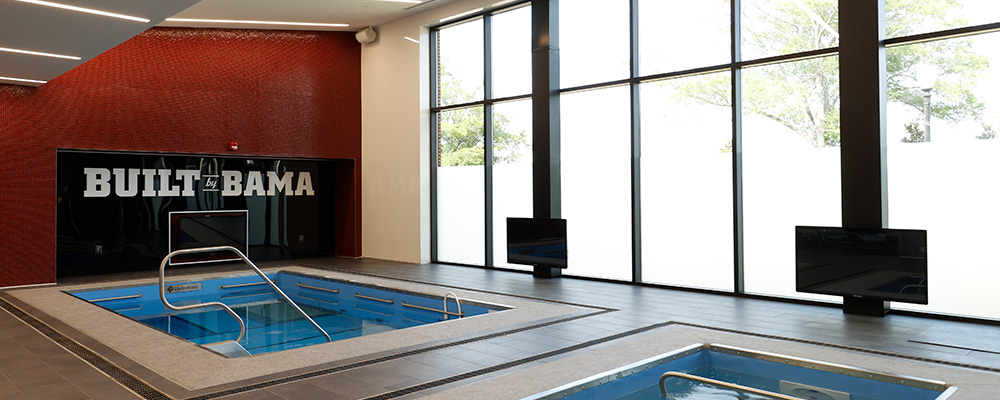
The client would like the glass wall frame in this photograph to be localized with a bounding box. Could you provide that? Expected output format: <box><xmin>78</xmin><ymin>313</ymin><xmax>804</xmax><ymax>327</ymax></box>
<box><xmin>430</xmin><ymin>0</ymin><xmax>1000</xmax><ymax>322</ymax></box>
<box><xmin>882</xmin><ymin>9</ymin><xmax>1000</xmax><ymax>319</ymax></box>
<box><xmin>430</xmin><ymin>2</ymin><xmax>534</xmax><ymax>269</ymax></box>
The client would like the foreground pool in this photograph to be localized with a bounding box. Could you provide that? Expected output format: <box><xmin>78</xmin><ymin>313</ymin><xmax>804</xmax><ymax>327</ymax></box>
<box><xmin>525</xmin><ymin>343</ymin><xmax>956</xmax><ymax>400</ymax></box>
<box><xmin>67</xmin><ymin>271</ymin><xmax>508</xmax><ymax>356</ymax></box>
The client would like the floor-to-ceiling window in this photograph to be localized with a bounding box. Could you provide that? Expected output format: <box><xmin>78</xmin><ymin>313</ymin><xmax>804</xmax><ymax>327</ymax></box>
<box><xmin>636</xmin><ymin>1</ymin><xmax>734</xmax><ymax>290</ymax></box>
<box><xmin>490</xmin><ymin>98</ymin><xmax>533</xmax><ymax>270</ymax></box>
<box><xmin>489</xmin><ymin>5</ymin><xmax>534</xmax><ymax>270</ymax></box>
<box><xmin>433</xmin><ymin>3</ymin><xmax>533</xmax><ymax>270</ymax></box>
<box><xmin>432</xmin><ymin>0</ymin><xmax>1000</xmax><ymax>321</ymax></box>
<box><xmin>560</xmin><ymin>86</ymin><xmax>633</xmax><ymax>280</ymax></box>
<box><xmin>741</xmin><ymin>57</ymin><xmax>842</xmax><ymax>300</ymax></box>
<box><xmin>435</xmin><ymin>18</ymin><xmax>486</xmax><ymax>265</ymax></box>
<box><xmin>884</xmin><ymin>0</ymin><xmax>1000</xmax><ymax>319</ymax></box>
<box><xmin>738</xmin><ymin>1</ymin><xmax>842</xmax><ymax>300</ymax></box>
<box><xmin>556</xmin><ymin>0</ymin><xmax>633</xmax><ymax>280</ymax></box>
<box><xmin>639</xmin><ymin>73</ymin><xmax>734</xmax><ymax>290</ymax></box>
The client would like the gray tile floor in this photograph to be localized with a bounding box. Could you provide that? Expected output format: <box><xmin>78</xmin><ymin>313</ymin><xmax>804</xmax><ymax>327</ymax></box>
<box><xmin>2</xmin><ymin>257</ymin><xmax>999</xmax><ymax>399</ymax></box>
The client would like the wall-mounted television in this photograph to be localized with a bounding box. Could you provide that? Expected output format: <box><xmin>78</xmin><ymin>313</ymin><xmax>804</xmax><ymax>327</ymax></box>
<box><xmin>795</xmin><ymin>226</ymin><xmax>928</xmax><ymax>305</ymax></box>
<box><xmin>507</xmin><ymin>218</ymin><xmax>567</xmax><ymax>269</ymax></box>
<box><xmin>168</xmin><ymin>210</ymin><xmax>248</xmax><ymax>265</ymax></box>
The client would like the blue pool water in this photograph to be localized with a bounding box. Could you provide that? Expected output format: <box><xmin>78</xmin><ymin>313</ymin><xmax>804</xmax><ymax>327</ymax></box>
<box><xmin>68</xmin><ymin>271</ymin><xmax>503</xmax><ymax>355</ymax></box>
<box><xmin>527</xmin><ymin>344</ymin><xmax>953</xmax><ymax>400</ymax></box>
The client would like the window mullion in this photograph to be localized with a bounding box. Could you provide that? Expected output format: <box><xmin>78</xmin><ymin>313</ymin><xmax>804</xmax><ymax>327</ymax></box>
<box><xmin>484</xmin><ymin>14</ymin><xmax>495</xmax><ymax>267</ymax></box>
<box><xmin>732</xmin><ymin>0</ymin><xmax>745</xmax><ymax>294</ymax></box>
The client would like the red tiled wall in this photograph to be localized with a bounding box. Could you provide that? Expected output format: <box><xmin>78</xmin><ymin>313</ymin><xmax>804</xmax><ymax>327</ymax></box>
<box><xmin>0</xmin><ymin>28</ymin><xmax>362</xmax><ymax>287</ymax></box>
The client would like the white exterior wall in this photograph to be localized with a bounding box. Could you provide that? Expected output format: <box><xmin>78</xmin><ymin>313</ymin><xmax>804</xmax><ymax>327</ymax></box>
<box><xmin>361</xmin><ymin>0</ymin><xmax>497</xmax><ymax>263</ymax></box>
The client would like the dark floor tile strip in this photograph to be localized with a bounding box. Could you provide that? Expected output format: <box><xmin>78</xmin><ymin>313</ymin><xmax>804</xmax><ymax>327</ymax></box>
<box><xmin>361</xmin><ymin>321</ymin><xmax>675</xmax><ymax>400</ymax></box>
<box><xmin>908</xmin><ymin>340</ymin><xmax>1000</xmax><ymax>356</ymax></box>
<box><xmin>674</xmin><ymin>322</ymin><xmax>1000</xmax><ymax>374</ymax></box>
<box><xmin>184</xmin><ymin>309</ymin><xmax>613</xmax><ymax>400</ymax></box>
<box><xmin>0</xmin><ymin>294</ymin><xmax>171</xmax><ymax>400</ymax></box>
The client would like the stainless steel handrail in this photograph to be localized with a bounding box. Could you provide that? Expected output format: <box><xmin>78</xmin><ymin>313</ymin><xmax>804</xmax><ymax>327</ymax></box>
<box><xmin>443</xmin><ymin>292</ymin><xmax>462</xmax><ymax>320</ymax></box>
<box><xmin>355</xmin><ymin>293</ymin><xmax>394</xmax><ymax>304</ymax></box>
<box><xmin>159</xmin><ymin>246</ymin><xmax>332</xmax><ymax>344</ymax></box>
<box><xmin>297</xmin><ymin>282</ymin><xmax>340</xmax><ymax>294</ymax></box>
<box><xmin>220</xmin><ymin>280</ymin><xmax>274</xmax><ymax>289</ymax></box>
<box><xmin>89</xmin><ymin>293</ymin><xmax>142</xmax><ymax>303</ymax></box>
<box><xmin>659</xmin><ymin>372</ymin><xmax>800</xmax><ymax>400</ymax></box>
<box><xmin>400</xmin><ymin>301</ymin><xmax>464</xmax><ymax>317</ymax></box>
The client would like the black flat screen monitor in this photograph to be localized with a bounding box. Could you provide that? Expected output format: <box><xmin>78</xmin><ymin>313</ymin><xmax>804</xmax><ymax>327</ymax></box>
<box><xmin>795</xmin><ymin>226</ymin><xmax>927</xmax><ymax>304</ymax></box>
<box><xmin>168</xmin><ymin>210</ymin><xmax>248</xmax><ymax>265</ymax></box>
<box><xmin>507</xmin><ymin>218</ymin><xmax>567</xmax><ymax>269</ymax></box>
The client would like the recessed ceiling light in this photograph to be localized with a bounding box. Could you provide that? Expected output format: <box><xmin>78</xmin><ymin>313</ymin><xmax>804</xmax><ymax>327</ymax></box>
<box><xmin>16</xmin><ymin>0</ymin><xmax>150</xmax><ymax>23</ymax></box>
<box><xmin>164</xmin><ymin>18</ymin><xmax>348</xmax><ymax>28</ymax></box>
<box><xmin>0</xmin><ymin>46</ymin><xmax>80</xmax><ymax>60</ymax></box>
<box><xmin>0</xmin><ymin>76</ymin><xmax>46</xmax><ymax>85</ymax></box>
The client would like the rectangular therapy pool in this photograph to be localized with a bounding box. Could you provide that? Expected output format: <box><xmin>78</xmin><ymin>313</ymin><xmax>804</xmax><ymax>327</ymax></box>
<box><xmin>525</xmin><ymin>343</ymin><xmax>956</xmax><ymax>400</ymax></box>
<box><xmin>67</xmin><ymin>271</ymin><xmax>508</xmax><ymax>356</ymax></box>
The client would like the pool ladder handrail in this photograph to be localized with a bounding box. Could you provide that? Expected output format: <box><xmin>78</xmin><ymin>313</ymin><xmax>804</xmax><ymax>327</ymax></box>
<box><xmin>443</xmin><ymin>292</ymin><xmax>462</xmax><ymax>320</ymax></box>
<box><xmin>159</xmin><ymin>246</ymin><xmax>332</xmax><ymax>345</ymax></box>
<box><xmin>659</xmin><ymin>371</ymin><xmax>801</xmax><ymax>400</ymax></box>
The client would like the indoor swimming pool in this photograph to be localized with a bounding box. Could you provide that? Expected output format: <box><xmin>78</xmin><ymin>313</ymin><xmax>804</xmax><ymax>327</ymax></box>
<box><xmin>67</xmin><ymin>270</ymin><xmax>507</xmax><ymax>356</ymax></box>
<box><xmin>524</xmin><ymin>343</ymin><xmax>955</xmax><ymax>400</ymax></box>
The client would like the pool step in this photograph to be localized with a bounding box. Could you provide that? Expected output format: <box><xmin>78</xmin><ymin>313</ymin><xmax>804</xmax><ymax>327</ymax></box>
<box><xmin>204</xmin><ymin>341</ymin><xmax>252</xmax><ymax>357</ymax></box>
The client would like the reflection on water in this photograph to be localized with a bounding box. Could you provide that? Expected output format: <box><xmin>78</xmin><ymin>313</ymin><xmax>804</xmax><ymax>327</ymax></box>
<box><xmin>662</xmin><ymin>382</ymin><xmax>777</xmax><ymax>400</ymax></box>
<box><xmin>619</xmin><ymin>379</ymin><xmax>780</xmax><ymax>400</ymax></box>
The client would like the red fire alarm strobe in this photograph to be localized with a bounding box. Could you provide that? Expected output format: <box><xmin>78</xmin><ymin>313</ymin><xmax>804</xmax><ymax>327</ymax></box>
<box><xmin>228</xmin><ymin>142</ymin><xmax>238</xmax><ymax>151</ymax></box>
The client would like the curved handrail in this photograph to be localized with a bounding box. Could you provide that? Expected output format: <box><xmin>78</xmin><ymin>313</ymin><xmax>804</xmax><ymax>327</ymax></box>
<box><xmin>159</xmin><ymin>254</ymin><xmax>246</xmax><ymax>343</ymax></box>
<box><xmin>443</xmin><ymin>292</ymin><xmax>462</xmax><ymax>320</ymax></box>
<box><xmin>659</xmin><ymin>372</ymin><xmax>801</xmax><ymax>400</ymax></box>
<box><xmin>159</xmin><ymin>246</ymin><xmax>332</xmax><ymax>344</ymax></box>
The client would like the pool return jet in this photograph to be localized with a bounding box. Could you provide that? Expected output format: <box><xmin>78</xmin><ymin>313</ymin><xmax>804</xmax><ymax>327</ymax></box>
<box><xmin>159</xmin><ymin>246</ymin><xmax>332</xmax><ymax>357</ymax></box>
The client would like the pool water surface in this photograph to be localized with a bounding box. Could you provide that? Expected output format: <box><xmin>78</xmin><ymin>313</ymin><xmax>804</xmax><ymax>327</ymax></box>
<box><xmin>68</xmin><ymin>271</ymin><xmax>506</xmax><ymax>355</ymax></box>
<box><xmin>525</xmin><ymin>344</ymin><xmax>955</xmax><ymax>400</ymax></box>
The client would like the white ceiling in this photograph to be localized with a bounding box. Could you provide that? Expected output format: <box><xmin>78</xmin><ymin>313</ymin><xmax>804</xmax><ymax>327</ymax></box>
<box><xmin>161</xmin><ymin>0</ymin><xmax>456</xmax><ymax>31</ymax></box>
<box><xmin>0</xmin><ymin>0</ymin><xmax>457</xmax><ymax>87</ymax></box>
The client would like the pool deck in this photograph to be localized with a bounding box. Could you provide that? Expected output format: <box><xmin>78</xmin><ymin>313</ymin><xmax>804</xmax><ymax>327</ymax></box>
<box><xmin>7</xmin><ymin>266</ymin><xmax>584</xmax><ymax>390</ymax></box>
<box><xmin>1</xmin><ymin>257</ymin><xmax>999</xmax><ymax>399</ymax></box>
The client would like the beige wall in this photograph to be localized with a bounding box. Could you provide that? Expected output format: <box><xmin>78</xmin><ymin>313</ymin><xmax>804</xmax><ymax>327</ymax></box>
<box><xmin>361</xmin><ymin>0</ymin><xmax>500</xmax><ymax>263</ymax></box>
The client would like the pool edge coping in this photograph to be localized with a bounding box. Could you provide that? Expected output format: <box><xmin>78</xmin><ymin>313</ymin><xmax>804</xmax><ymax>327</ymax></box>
<box><xmin>3</xmin><ymin>266</ymin><xmax>593</xmax><ymax>393</ymax></box>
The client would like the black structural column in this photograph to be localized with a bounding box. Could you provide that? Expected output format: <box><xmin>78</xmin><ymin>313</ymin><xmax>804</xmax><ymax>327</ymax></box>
<box><xmin>839</xmin><ymin>0</ymin><xmax>890</xmax><ymax>316</ymax></box>
<box><xmin>531</xmin><ymin>0</ymin><xmax>562</xmax><ymax>278</ymax></box>
<box><xmin>839</xmin><ymin>0</ymin><xmax>888</xmax><ymax>230</ymax></box>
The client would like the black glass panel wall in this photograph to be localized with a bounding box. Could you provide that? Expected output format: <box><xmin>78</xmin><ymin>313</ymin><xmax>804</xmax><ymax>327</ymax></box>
<box><xmin>56</xmin><ymin>150</ymin><xmax>338</xmax><ymax>277</ymax></box>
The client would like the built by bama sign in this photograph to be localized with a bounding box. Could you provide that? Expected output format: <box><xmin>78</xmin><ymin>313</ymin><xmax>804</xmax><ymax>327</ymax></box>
<box><xmin>83</xmin><ymin>168</ymin><xmax>315</xmax><ymax>198</ymax></box>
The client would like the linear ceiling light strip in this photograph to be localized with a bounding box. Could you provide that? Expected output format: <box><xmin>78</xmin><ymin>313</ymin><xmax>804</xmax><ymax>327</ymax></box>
<box><xmin>164</xmin><ymin>18</ymin><xmax>348</xmax><ymax>28</ymax></box>
<box><xmin>0</xmin><ymin>76</ymin><xmax>47</xmax><ymax>84</ymax></box>
<box><xmin>16</xmin><ymin>0</ymin><xmax>150</xmax><ymax>23</ymax></box>
<box><xmin>0</xmin><ymin>46</ymin><xmax>80</xmax><ymax>60</ymax></box>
